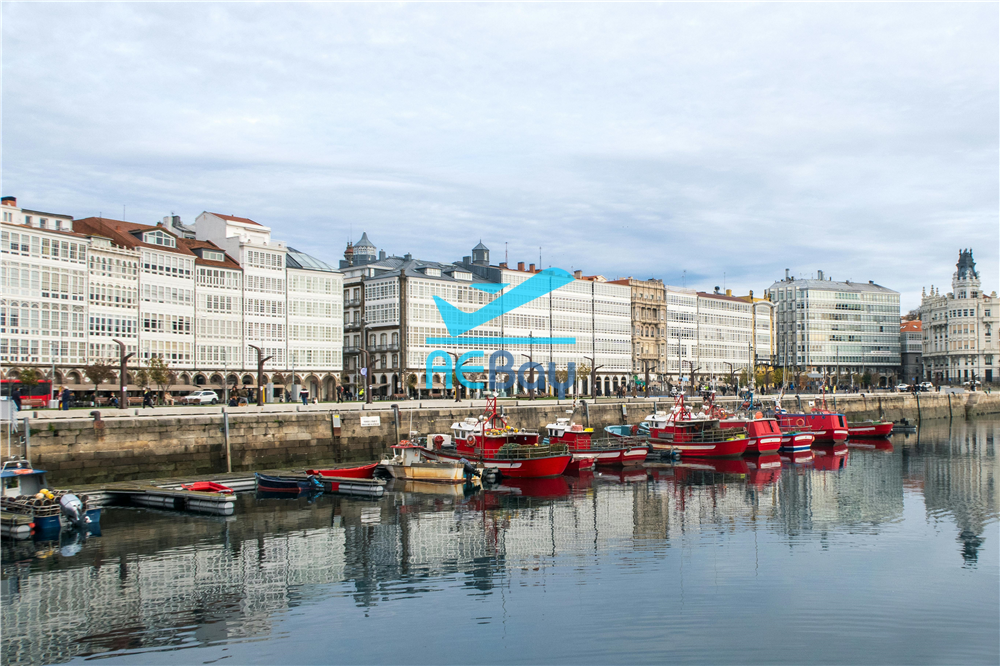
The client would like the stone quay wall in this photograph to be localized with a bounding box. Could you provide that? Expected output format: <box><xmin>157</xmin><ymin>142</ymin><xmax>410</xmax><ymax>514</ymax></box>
<box><xmin>18</xmin><ymin>392</ymin><xmax>1000</xmax><ymax>486</ymax></box>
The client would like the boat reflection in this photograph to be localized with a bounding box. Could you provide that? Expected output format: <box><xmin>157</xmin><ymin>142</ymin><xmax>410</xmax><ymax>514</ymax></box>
<box><xmin>745</xmin><ymin>454</ymin><xmax>782</xmax><ymax>486</ymax></box>
<box><xmin>595</xmin><ymin>468</ymin><xmax>649</xmax><ymax>484</ymax></box>
<box><xmin>779</xmin><ymin>449</ymin><xmax>815</xmax><ymax>466</ymax></box>
<box><xmin>488</xmin><ymin>475</ymin><xmax>572</xmax><ymax>498</ymax></box>
<box><xmin>849</xmin><ymin>438</ymin><xmax>894</xmax><ymax>452</ymax></box>
<box><xmin>813</xmin><ymin>444</ymin><xmax>849</xmax><ymax>471</ymax></box>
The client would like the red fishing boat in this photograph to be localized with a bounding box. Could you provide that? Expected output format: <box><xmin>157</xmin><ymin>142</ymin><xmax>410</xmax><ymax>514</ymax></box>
<box><xmin>719</xmin><ymin>415</ymin><xmax>783</xmax><ymax>454</ymax></box>
<box><xmin>305</xmin><ymin>462</ymin><xmax>379</xmax><ymax>479</ymax></box>
<box><xmin>776</xmin><ymin>411</ymin><xmax>848</xmax><ymax>443</ymax></box>
<box><xmin>545</xmin><ymin>418</ymin><xmax>647</xmax><ymax>467</ymax></box>
<box><xmin>847</xmin><ymin>420</ymin><xmax>894</xmax><ymax>438</ymax></box>
<box><xmin>421</xmin><ymin>397</ymin><xmax>571</xmax><ymax>478</ymax></box>
<box><xmin>644</xmin><ymin>396</ymin><xmax>748</xmax><ymax>458</ymax></box>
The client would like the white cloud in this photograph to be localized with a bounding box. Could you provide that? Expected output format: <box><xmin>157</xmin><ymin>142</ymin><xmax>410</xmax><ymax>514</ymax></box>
<box><xmin>2</xmin><ymin>2</ymin><xmax>996</xmax><ymax>309</ymax></box>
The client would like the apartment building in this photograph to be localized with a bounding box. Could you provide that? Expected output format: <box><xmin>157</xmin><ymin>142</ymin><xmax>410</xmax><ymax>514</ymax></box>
<box><xmin>609</xmin><ymin>278</ymin><xmax>667</xmax><ymax>388</ymax></box>
<box><xmin>919</xmin><ymin>250</ymin><xmax>998</xmax><ymax>385</ymax></box>
<box><xmin>900</xmin><ymin>319</ymin><xmax>923</xmax><ymax>385</ymax></box>
<box><xmin>0</xmin><ymin>197</ymin><xmax>88</xmax><ymax>371</ymax></box>
<box><xmin>340</xmin><ymin>237</ymin><xmax>632</xmax><ymax>397</ymax></box>
<box><xmin>3</xmin><ymin>198</ymin><xmax>344</xmax><ymax>400</ymax></box>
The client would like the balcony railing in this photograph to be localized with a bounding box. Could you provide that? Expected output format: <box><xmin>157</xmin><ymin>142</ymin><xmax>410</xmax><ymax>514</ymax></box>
<box><xmin>345</xmin><ymin>322</ymin><xmax>362</xmax><ymax>331</ymax></box>
<box><xmin>372</xmin><ymin>343</ymin><xmax>400</xmax><ymax>352</ymax></box>
<box><xmin>344</xmin><ymin>298</ymin><xmax>362</xmax><ymax>308</ymax></box>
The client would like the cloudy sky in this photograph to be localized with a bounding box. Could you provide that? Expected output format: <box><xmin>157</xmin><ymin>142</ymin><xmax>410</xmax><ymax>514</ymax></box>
<box><xmin>3</xmin><ymin>3</ymin><xmax>996</xmax><ymax>310</ymax></box>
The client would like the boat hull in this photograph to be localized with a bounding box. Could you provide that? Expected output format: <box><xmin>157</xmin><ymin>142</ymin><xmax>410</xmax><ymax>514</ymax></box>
<box><xmin>384</xmin><ymin>462</ymin><xmax>466</xmax><ymax>483</ymax></box>
<box><xmin>648</xmin><ymin>437</ymin><xmax>749</xmax><ymax>458</ymax></box>
<box><xmin>255</xmin><ymin>473</ymin><xmax>322</xmax><ymax>493</ymax></box>
<box><xmin>778</xmin><ymin>413</ymin><xmax>848</xmax><ymax>443</ymax></box>
<box><xmin>780</xmin><ymin>432</ymin><xmax>815</xmax><ymax>452</ymax></box>
<box><xmin>847</xmin><ymin>421</ymin><xmax>894</xmax><ymax>438</ymax></box>
<box><xmin>425</xmin><ymin>449</ymin><xmax>570</xmax><ymax>478</ymax></box>
<box><xmin>305</xmin><ymin>462</ymin><xmax>379</xmax><ymax>479</ymax></box>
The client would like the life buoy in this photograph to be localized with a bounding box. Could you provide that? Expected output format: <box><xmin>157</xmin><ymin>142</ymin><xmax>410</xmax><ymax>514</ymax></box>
<box><xmin>796</xmin><ymin>418</ymin><xmax>805</xmax><ymax>426</ymax></box>
<box><xmin>631</xmin><ymin>424</ymin><xmax>638</xmax><ymax>435</ymax></box>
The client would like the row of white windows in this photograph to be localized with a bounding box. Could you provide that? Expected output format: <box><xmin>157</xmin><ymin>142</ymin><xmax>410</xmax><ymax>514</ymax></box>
<box><xmin>89</xmin><ymin>316</ymin><xmax>137</xmax><ymax>337</ymax></box>
<box><xmin>140</xmin><ymin>340</ymin><xmax>192</xmax><ymax>362</ymax></box>
<box><xmin>142</xmin><ymin>313</ymin><xmax>192</xmax><ymax>334</ymax></box>
<box><xmin>91</xmin><ymin>284</ymin><xmax>138</xmax><ymax>307</ymax></box>
<box><xmin>141</xmin><ymin>251</ymin><xmax>193</xmax><ymax>278</ymax></box>
<box><xmin>0</xmin><ymin>303</ymin><xmax>86</xmax><ymax>336</ymax></box>
<box><xmin>245</xmin><ymin>274</ymin><xmax>285</xmax><ymax>293</ymax></box>
<box><xmin>89</xmin><ymin>255</ymin><xmax>138</xmax><ymax>278</ymax></box>
<box><xmin>289</xmin><ymin>300</ymin><xmax>338</xmax><ymax>318</ymax></box>
<box><xmin>245</xmin><ymin>250</ymin><xmax>284</xmax><ymax>270</ymax></box>
<box><xmin>2</xmin><ymin>231</ymin><xmax>87</xmax><ymax>264</ymax></box>
<box><xmin>197</xmin><ymin>267</ymin><xmax>241</xmax><ymax>289</ymax></box>
<box><xmin>2</xmin><ymin>262</ymin><xmax>87</xmax><ymax>301</ymax></box>
<box><xmin>245</xmin><ymin>321</ymin><xmax>285</xmax><ymax>341</ymax></box>
<box><xmin>288</xmin><ymin>324</ymin><xmax>342</xmax><ymax>342</ymax></box>
<box><xmin>141</xmin><ymin>283</ymin><xmax>193</xmax><ymax>305</ymax></box>
<box><xmin>246</xmin><ymin>298</ymin><xmax>284</xmax><ymax>316</ymax></box>
<box><xmin>1</xmin><ymin>339</ymin><xmax>86</xmax><ymax>364</ymax></box>
<box><xmin>291</xmin><ymin>274</ymin><xmax>338</xmax><ymax>294</ymax></box>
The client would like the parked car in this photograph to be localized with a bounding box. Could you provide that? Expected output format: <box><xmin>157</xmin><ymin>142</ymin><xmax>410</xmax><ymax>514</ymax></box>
<box><xmin>181</xmin><ymin>389</ymin><xmax>219</xmax><ymax>405</ymax></box>
<box><xmin>894</xmin><ymin>384</ymin><xmax>909</xmax><ymax>392</ymax></box>
<box><xmin>919</xmin><ymin>382</ymin><xmax>934</xmax><ymax>392</ymax></box>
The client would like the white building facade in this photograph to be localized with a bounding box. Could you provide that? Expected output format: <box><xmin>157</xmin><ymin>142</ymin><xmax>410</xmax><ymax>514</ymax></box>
<box><xmin>919</xmin><ymin>250</ymin><xmax>998</xmax><ymax>385</ymax></box>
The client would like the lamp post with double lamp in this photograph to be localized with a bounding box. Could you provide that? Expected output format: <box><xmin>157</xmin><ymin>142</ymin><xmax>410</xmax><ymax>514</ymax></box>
<box><xmin>443</xmin><ymin>352</ymin><xmax>463</xmax><ymax>402</ymax></box>
<box><xmin>112</xmin><ymin>339</ymin><xmax>134</xmax><ymax>410</ymax></box>
<box><xmin>583</xmin><ymin>355</ymin><xmax>603</xmax><ymax>400</ymax></box>
<box><xmin>247</xmin><ymin>345</ymin><xmax>273</xmax><ymax>407</ymax></box>
<box><xmin>722</xmin><ymin>361</ymin><xmax>735</xmax><ymax>394</ymax></box>
<box><xmin>519</xmin><ymin>331</ymin><xmax>537</xmax><ymax>400</ymax></box>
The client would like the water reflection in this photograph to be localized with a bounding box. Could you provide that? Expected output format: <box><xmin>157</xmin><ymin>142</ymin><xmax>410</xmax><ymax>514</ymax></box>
<box><xmin>1</xmin><ymin>419</ymin><xmax>997</xmax><ymax>666</ymax></box>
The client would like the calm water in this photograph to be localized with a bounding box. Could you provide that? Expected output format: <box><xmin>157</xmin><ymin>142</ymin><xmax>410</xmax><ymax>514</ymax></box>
<box><xmin>2</xmin><ymin>419</ymin><xmax>998</xmax><ymax>666</ymax></box>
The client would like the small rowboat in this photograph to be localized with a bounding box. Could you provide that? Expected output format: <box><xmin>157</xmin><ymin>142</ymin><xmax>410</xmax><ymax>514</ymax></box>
<box><xmin>305</xmin><ymin>462</ymin><xmax>379</xmax><ymax>479</ymax></box>
<box><xmin>255</xmin><ymin>473</ymin><xmax>324</xmax><ymax>493</ymax></box>
<box><xmin>181</xmin><ymin>481</ymin><xmax>234</xmax><ymax>494</ymax></box>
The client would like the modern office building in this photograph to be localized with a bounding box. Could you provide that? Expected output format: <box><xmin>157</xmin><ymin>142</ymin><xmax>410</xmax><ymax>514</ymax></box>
<box><xmin>918</xmin><ymin>250</ymin><xmax>998</xmax><ymax>385</ymax></box>
<box><xmin>766</xmin><ymin>269</ymin><xmax>901</xmax><ymax>386</ymax></box>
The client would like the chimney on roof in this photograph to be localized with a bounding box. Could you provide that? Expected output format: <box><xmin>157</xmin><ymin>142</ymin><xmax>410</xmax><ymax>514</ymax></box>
<box><xmin>463</xmin><ymin>255</ymin><xmax>471</xmax><ymax>265</ymax></box>
<box><xmin>869</xmin><ymin>280</ymin><xmax>874</xmax><ymax>285</ymax></box>
<box><xmin>529</xmin><ymin>263</ymin><xmax>535</xmax><ymax>272</ymax></box>
<box><xmin>726</xmin><ymin>288</ymin><xmax>732</xmax><ymax>297</ymax></box>
<box><xmin>2</xmin><ymin>196</ymin><xmax>17</xmax><ymax>207</ymax></box>
<box><xmin>517</xmin><ymin>261</ymin><xmax>525</xmax><ymax>271</ymax></box>
<box><xmin>817</xmin><ymin>269</ymin><xmax>824</xmax><ymax>281</ymax></box>
<box><xmin>499</xmin><ymin>262</ymin><xmax>508</xmax><ymax>269</ymax></box>
<box><xmin>379</xmin><ymin>250</ymin><xmax>386</xmax><ymax>261</ymax></box>
<box><xmin>573</xmin><ymin>270</ymin><xmax>583</xmax><ymax>279</ymax></box>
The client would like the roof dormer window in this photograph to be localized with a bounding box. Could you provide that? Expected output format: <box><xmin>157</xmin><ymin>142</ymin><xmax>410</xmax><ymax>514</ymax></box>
<box><xmin>202</xmin><ymin>250</ymin><xmax>224</xmax><ymax>262</ymax></box>
<box><xmin>143</xmin><ymin>230</ymin><xmax>176</xmax><ymax>248</ymax></box>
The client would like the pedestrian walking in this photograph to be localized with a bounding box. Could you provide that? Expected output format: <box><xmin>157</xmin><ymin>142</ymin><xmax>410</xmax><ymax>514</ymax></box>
<box><xmin>60</xmin><ymin>386</ymin><xmax>72</xmax><ymax>410</ymax></box>
<box><xmin>11</xmin><ymin>385</ymin><xmax>22</xmax><ymax>411</ymax></box>
<box><xmin>300</xmin><ymin>388</ymin><xmax>309</xmax><ymax>406</ymax></box>
<box><xmin>143</xmin><ymin>389</ymin><xmax>154</xmax><ymax>409</ymax></box>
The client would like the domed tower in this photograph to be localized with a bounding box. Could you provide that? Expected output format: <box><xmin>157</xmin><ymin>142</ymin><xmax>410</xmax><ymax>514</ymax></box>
<box><xmin>343</xmin><ymin>241</ymin><xmax>354</xmax><ymax>266</ymax></box>
<box><xmin>952</xmin><ymin>248</ymin><xmax>981</xmax><ymax>299</ymax></box>
<box><xmin>472</xmin><ymin>240</ymin><xmax>490</xmax><ymax>266</ymax></box>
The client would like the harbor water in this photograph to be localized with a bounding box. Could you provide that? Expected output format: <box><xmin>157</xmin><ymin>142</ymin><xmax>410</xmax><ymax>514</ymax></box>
<box><xmin>2</xmin><ymin>419</ymin><xmax>998</xmax><ymax>665</ymax></box>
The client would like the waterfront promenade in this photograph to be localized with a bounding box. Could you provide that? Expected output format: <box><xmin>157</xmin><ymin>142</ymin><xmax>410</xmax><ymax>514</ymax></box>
<box><xmin>9</xmin><ymin>392</ymin><xmax>1000</xmax><ymax>485</ymax></box>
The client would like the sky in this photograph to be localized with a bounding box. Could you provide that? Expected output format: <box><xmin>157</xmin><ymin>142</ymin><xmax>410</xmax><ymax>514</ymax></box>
<box><xmin>2</xmin><ymin>3</ymin><xmax>997</xmax><ymax>311</ymax></box>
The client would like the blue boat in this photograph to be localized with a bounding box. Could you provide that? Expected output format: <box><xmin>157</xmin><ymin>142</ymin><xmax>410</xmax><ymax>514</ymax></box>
<box><xmin>1</xmin><ymin>458</ymin><xmax>100</xmax><ymax>539</ymax></box>
<box><xmin>254</xmin><ymin>472</ymin><xmax>324</xmax><ymax>494</ymax></box>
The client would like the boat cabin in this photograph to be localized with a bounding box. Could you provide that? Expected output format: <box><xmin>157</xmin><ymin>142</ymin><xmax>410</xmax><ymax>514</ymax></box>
<box><xmin>545</xmin><ymin>418</ymin><xmax>593</xmax><ymax>449</ymax></box>
<box><xmin>1</xmin><ymin>459</ymin><xmax>48</xmax><ymax>498</ymax></box>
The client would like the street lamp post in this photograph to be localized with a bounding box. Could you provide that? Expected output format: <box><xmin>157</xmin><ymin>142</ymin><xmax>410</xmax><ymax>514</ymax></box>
<box><xmin>445</xmin><ymin>351</ymin><xmax>463</xmax><ymax>403</ymax></box>
<box><xmin>583</xmin><ymin>355</ymin><xmax>603</xmax><ymax>400</ymax></box>
<box><xmin>723</xmin><ymin>361</ymin><xmax>735</xmax><ymax>393</ymax></box>
<box><xmin>112</xmin><ymin>339</ymin><xmax>134</xmax><ymax>410</ymax></box>
<box><xmin>519</xmin><ymin>332</ymin><xmax>536</xmax><ymax>400</ymax></box>
<box><xmin>247</xmin><ymin>345</ymin><xmax>273</xmax><ymax>407</ymax></box>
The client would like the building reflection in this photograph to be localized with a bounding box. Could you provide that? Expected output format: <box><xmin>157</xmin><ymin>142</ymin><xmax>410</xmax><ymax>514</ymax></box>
<box><xmin>1</xmin><ymin>420</ymin><xmax>997</xmax><ymax>665</ymax></box>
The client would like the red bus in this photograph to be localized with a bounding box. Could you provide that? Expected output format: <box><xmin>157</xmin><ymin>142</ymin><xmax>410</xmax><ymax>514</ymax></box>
<box><xmin>1</xmin><ymin>379</ymin><xmax>54</xmax><ymax>408</ymax></box>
